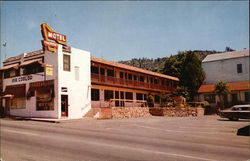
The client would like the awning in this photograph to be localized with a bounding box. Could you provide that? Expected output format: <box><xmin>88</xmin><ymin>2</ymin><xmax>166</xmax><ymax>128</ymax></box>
<box><xmin>198</xmin><ymin>81</ymin><xmax>250</xmax><ymax>93</ymax></box>
<box><xmin>28</xmin><ymin>80</ymin><xmax>55</xmax><ymax>99</ymax></box>
<box><xmin>19</xmin><ymin>58</ymin><xmax>43</xmax><ymax>67</ymax></box>
<box><xmin>2</xmin><ymin>84</ymin><xmax>26</xmax><ymax>98</ymax></box>
<box><xmin>2</xmin><ymin>94</ymin><xmax>14</xmax><ymax>98</ymax></box>
<box><xmin>0</xmin><ymin>63</ymin><xmax>19</xmax><ymax>71</ymax></box>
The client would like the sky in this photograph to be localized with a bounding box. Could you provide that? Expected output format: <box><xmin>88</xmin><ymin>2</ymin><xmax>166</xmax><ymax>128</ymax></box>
<box><xmin>0</xmin><ymin>1</ymin><xmax>249</xmax><ymax>63</ymax></box>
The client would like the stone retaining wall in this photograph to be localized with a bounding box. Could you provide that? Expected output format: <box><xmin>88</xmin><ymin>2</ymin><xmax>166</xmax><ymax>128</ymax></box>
<box><xmin>112</xmin><ymin>107</ymin><xmax>151</xmax><ymax>119</ymax></box>
<box><xmin>149</xmin><ymin>107</ymin><xmax>204</xmax><ymax>117</ymax></box>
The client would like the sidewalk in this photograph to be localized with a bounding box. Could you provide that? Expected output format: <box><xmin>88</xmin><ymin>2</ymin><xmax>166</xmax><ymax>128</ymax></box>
<box><xmin>1</xmin><ymin>116</ymin><xmax>93</xmax><ymax>123</ymax></box>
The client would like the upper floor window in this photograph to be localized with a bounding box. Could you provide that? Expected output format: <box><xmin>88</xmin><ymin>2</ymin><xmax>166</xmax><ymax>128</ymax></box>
<box><xmin>91</xmin><ymin>66</ymin><xmax>99</xmax><ymax>74</ymax></box>
<box><xmin>120</xmin><ymin>72</ymin><xmax>124</xmax><ymax>78</ymax></box>
<box><xmin>107</xmin><ymin>69</ymin><xmax>114</xmax><ymax>77</ymax></box>
<box><xmin>63</xmin><ymin>54</ymin><xmax>70</xmax><ymax>71</ymax></box>
<box><xmin>4</xmin><ymin>69</ymin><xmax>20</xmax><ymax>78</ymax></box>
<box><xmin>139</xmin><ymin>76</ymin><xmax>145</xmax><ymax>82</ymax></box>
<box><xmin>128</xmin><ymin>73</ymin><xmax>132</xmax><ymax>80</ymax></box>
<box><xmin>23</xmin><ymin>64</ymin><xmax>43</xmax><ymax>75</ymax></box>
<box><xmin>237</xmin><ymin>64</ymin><xmax>242</xmax><ymax>73</ymax></box>
<box><xmin>75</xmin><ymin>66</ymin><xmax>79</xmax><ymax>81</ymax></box>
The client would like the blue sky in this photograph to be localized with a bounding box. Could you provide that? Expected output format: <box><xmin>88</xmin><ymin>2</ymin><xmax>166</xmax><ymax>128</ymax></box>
<box><xmin>0</xmin><ymin>1</ymin><xmax>249</xmax><ymax>63</ymax></box>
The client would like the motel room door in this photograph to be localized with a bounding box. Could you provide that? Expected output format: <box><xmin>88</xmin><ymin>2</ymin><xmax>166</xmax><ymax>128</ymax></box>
<box><xmin>61</xmin><ymin>95</ymin><xmax>68</xmax><ymax>117</ymax></box>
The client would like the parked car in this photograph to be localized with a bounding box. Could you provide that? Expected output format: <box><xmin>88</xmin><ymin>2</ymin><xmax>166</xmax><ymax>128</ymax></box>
<box><xmin>218</xmin><ymin>104</ymin><xmax>250</xmax><ymax>121</ymax></box>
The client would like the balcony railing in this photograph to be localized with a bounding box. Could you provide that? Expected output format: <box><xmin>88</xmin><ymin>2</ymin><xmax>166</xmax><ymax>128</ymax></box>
<box><xmin>91</xmin><ymin>73</ymin><xmax>175</xmax><ymax>92</ymax></box>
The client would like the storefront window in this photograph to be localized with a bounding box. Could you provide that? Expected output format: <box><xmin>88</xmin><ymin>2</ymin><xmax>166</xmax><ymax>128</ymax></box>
<box><xmin>11</xmin><ymin>97</ymin><xmax>26</xmax><ymax>109</ymax></box>
<box><xmin>36</xmin><ymin>88</ymin><xmax>54</xmax><ymax>111</ymax></box>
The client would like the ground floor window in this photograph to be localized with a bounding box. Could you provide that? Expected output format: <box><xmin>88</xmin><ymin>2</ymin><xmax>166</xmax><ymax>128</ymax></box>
<box><xmin>231</xmin><ymin>93</ymin><xmax>238</xmax><ymax>104</ymax></box>
<box><xmin>11</xmin><ymin>97</ymin><xmax>26</xmax><ymax>109</ymax></box>
<box><xmin>125</xmin><ymin>92</ymin><xmax>133</xmax><ymax>100</ymax></box>
<box><xmin>136</xmin><ymin>93</ymin><xmax>143</xmax><ymax>100</ymax></box>
<box><xmin>245</xmin><ymin>92</ymin><xmax>250</xmax><ymax>103</ymax></box>
<box><xmin>155</xmin><ymin>95</ymin><xmax>160</xmax><ymax>103</ymax></box>
<box><xmin>204</xmin><ymin>94</ymin><xmax>216</xmax><ymax>103</ymax></box>
<box><xmin>104</xmin><ymin>90</ymin><xmax>113</xmax><ymax>101</ymax></box>
<box><xmin>91</xmin><ymin>89</ymin><xmax>100</xmax><ymax>101</ymax></box>
<box><xmin>36</xmin><ymin>87</ymin><xmax>54</xmax><ymax>111</ymax></box>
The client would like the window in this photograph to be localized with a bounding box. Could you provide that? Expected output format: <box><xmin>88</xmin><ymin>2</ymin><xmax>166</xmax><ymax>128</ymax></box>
<box><xmin>204</xmin><ymin>94</ymin><xmax>216</xmax><ymax>103</ymax></box>
<box><xmin>245</xmin><ymin>92</ymin><xmax>250</xmax><ymax>103</ymax></box>
<box><xmin>136</xmin><ymin>93</ymin><xmax>143</xmax><ymax>100</ymax></box>
<box><xmin>100</xmin><ymin>68</ymin><xmax>105</xmax><ymax>75</ymax></box>
<box><xmin>150</xmin><ymin>78</ymin><xmax>154</xmax><ymax>84</ymax></box>
<box><xmin>140</xmin><ymin>76</ymin><xmax>145</xmax><ymax>82</ymax></box>
<box><xmin>128</xmin><ymin>73</ymin><xmax>132</xmax><ymax>80</ymax></box>
<box><xmin>75</xmin><ymin>66</ymin><xmax>79</xmax><ymax>81</ymax></box>
<box><xmin>125</xmin><ymin>92</ymin><xmax>133</xmax><ymax>100</ymax></box>
<box><xmin>162</xmin><ymin>80</ymin><xmax>165</xmax><ymax>86</ymax></box>
<box><xmin>11</xmin><ymin>97</ymin><xmax>26</xmax><ymax>109</ymax></box>
<box><xmin>133</xmin><ymin>75</ymin><xmax>137</xmax><ymax>81</ymax></box>
<box><xmin>91</xmin><ymin>89</ymin><xmax>100</xmax><ymax>101</ymax></box>
<box><xmin>23</xmin><ymin>64</ymin><xmax>44</xmax><ymax>75</ymax></box>
<box><xmin>104</xmin><ymin>90</ymin><xmax>113</xmax><ymax>101</ymax></box>
<box><xmin>107</xmin><ymin>69</ymin><xmax>114</xmax><ymax>77</ymax></box>
<box><xmin>237</xmin><ymin>64</ymin><xmax>242</xmax><ymax>73</ymax></box>
<box><xmin>4</xmin><ymin>69</ymin><xmax>20</xmax><ymax>78</ymax></box>
<box><xmin>120</xmin><ymin>72</ymin><xmax>124</xmax><ymax>78</ymax></box>
<box><xmin>155</xmin><ymin>95</ymin><xmax>160</xmax><ymax>103</ymax></box>
<box><xmin>232</xmin><ymin>93</ymin><xmax>238</xmax><ymax>104</ymax></box>
<box><xmin>91</xmin><ymin>66</ymin><xmax>99</xmax><ymax>74</ymax></box>
<box><xmin>154</xmin><ymin>79</ymin><xmax>158</xmax><ymax>84</ymax></box>
<box><xmin>36</xmin><ymin>87</ymin><xmax>54</xmax><ymax>111</ymax></box>
<box><xmin>63</xmin><ymin>54</ymin><xmax>70</xmax><ymax>71</ymax></box>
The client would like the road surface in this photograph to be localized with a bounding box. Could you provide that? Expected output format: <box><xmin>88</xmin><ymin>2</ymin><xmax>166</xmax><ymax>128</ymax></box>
<box><xmin>1</xmin><ymin>116</ymin><xmax>249</xmax><ymax>161</ymax></box>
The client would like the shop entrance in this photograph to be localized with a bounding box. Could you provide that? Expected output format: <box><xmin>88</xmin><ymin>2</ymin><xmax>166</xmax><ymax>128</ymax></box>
<box><xmin>5</xmin><ymin>98</ymin><xmax>11</xmax><ymax>115</ymax></box>
<box><xmin>61</xmin><ymin>95</ymin><xmax>68</xmax><ymax>117</ymax></box>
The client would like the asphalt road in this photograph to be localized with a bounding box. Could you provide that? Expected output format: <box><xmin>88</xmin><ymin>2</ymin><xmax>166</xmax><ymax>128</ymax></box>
<box><xmin>1</xmin><ymin>116</ymin><xmax>249</xmax><ymax>161</ymax></box>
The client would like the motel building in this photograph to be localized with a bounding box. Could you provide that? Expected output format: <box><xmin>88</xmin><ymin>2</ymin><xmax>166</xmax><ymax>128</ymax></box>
<box><xmin>0</xmin><ymin>23</ymin><xmax>179</xmax><ymax>119</ymax></box>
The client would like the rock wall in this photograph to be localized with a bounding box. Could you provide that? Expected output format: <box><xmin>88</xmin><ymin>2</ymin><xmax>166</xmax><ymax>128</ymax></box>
<box><xmin>149</xmin><ymin>107</ymin><xmax>204</xmax><ymax>117</ymax></box>
<box><xmin>112</xmin><ymin>107</ymin><xmax>151</xmax><ymax>119</ymax></box>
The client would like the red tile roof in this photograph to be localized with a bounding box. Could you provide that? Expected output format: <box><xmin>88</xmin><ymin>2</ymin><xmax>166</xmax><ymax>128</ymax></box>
<box><xmin>91</xmin><ymin>57</ymin><xmax>179</xmax><ymax>81</ymax></box>
<box><xmin>198</xmin><ymin>81</ymin><xmax>250</xmax><ymax>93</ymax></box>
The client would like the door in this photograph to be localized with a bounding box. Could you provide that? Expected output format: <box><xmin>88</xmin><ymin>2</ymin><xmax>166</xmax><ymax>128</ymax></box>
<box><xmin>5</xmin><ymin>98</ymin><xmax>11</xmax><ymax>115</ymax></box>
<box><xmin>61</xmin><ymin>95</ymin><xmax>68</xmax><ymax>117</ymax></box>
<box><xmin>115</xmin><ymin>91</ymin><xmax>119</xmax><ymax>107</ymax></box>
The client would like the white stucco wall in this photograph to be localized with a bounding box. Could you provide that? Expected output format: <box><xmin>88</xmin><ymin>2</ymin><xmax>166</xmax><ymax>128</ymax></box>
<box><xmin>57</xmin><ymin>45</ymin><xmax>91</xmax><ymax>119</ymax></box>
<box><xmin>202</xmin><ymin>56</ymin><xmax>249</xmax><ymax>84</ymax></box>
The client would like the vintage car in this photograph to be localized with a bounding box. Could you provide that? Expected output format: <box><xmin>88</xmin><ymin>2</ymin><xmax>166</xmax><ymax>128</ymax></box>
<box><xmin>219</xmin><ymin>104</ymin><xmax>250</xmax><ymax>121</ymax></box>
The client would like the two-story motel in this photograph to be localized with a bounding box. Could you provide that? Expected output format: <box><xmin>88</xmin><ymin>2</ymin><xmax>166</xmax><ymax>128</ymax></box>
<box><xmin>0</xmin><ymin>24</ymin><xmax>179</xmax><ymax>119</ymax></box>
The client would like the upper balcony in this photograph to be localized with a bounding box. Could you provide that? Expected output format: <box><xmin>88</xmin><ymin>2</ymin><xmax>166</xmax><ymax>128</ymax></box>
<box><xmin>91</xmin><ymin>73</ymin><xmax>176</xmax><ymax>92</ymax></box>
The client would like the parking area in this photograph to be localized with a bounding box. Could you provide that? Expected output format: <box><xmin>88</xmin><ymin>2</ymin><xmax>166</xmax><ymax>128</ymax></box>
<box><xmin>1</xmin><ymin>115</ymin><xmax>249</xmax><ymax>161</ymax></box>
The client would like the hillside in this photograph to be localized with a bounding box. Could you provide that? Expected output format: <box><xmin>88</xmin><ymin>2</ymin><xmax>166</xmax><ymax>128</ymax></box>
<box><xmin>118</xmin><ymin>50</ymin><xmax>222</xmax><ymax>72</ymax></box>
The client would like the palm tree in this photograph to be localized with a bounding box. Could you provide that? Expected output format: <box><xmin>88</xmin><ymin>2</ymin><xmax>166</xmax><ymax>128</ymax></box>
<box><xmin>214</xmin><ymin>80</ymin><xmax>229</xmax><ymax>110</ymax></box>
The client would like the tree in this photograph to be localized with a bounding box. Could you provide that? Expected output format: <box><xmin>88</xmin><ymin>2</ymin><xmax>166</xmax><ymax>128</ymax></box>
<box><xmin>225</xmin><ymin>47</ymin><xmax>235</xmax><ymax>52</ymax></box>
<box><xmin>161</xmin><ymin>51</ymin><xmax>205</xmax><ymax>101</ymax></box>
<box><xmin>214</xmin><ymin>80</ymin><xmax>229</xmax><ymax>110</ymax></box>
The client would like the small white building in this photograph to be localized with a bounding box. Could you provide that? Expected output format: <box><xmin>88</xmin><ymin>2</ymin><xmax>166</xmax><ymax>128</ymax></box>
<box><xmin>1</xmin><ymin>45</ymin><xmax>91</xmax><ymax>119</ymax></box>
<box><xmin>197</xmin><ymin>49</ymin><xmax>250</xmax><ymax>108</ymax></box>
